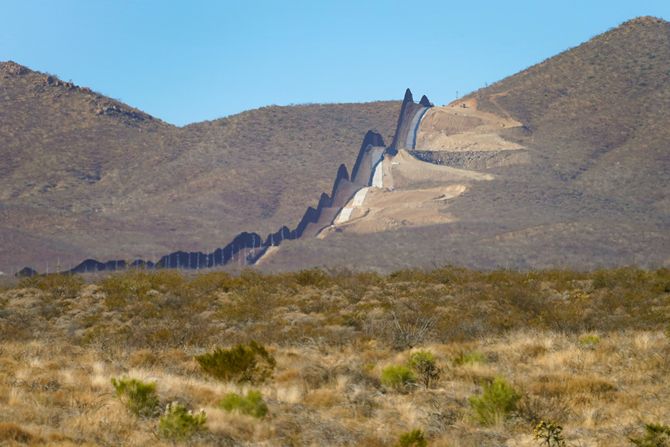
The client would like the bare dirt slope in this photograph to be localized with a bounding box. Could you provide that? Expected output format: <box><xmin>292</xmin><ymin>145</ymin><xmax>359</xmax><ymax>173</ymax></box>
<box><xmin>0</xmin><ymin>61</ymin><xmax>400</xmax><ymax>271</ymax></box>
<box><xmin>317</xmin><ymin>149</ymin><xmax>490</xmax><ymax>237</ymax></box>
<box><xmin>416</xmin><ymin>98</ymin><xmax>525</xmax><ymax>153</ymax></box>
<box><xmin>264</xmin><ymin>17</ymin><xmax>670</xmax><ymax>271</ymax></box>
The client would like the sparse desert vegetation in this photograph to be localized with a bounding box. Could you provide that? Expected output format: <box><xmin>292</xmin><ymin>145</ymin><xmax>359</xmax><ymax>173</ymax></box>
<box><xmin>0</xmin><ymin>267</ymin><xmax>668</xmax><ymax>445</ymax></box>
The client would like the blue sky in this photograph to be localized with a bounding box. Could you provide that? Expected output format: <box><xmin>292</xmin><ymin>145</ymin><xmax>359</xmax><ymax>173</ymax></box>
<box><xmin>2</xmin><ymin>0</ymin><xmax>669</xmax><ymax>125</ymax></box>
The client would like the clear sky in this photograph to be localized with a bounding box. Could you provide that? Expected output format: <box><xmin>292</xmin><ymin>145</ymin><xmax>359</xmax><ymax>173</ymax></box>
<box><xmin>2</xmin><ymin>0</ymin><xmax>669</xmax><ymax>126</ymax></box>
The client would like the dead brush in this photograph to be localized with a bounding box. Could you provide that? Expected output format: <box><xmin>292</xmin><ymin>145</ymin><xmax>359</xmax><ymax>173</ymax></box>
<box><xmin>0</xmin><ymin>422</ymin><xmax>38</xmax><ymax>444</ymax></box>
<box><xmin>388</xmin><ymin>311</ymin><xmax>436</xmax><ymax>351</ymax></box>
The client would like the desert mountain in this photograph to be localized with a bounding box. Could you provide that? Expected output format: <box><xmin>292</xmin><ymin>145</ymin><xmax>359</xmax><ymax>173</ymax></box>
<box><xmin>0</xmin><ymin>61</ymin><xmax>399</xmax><ymax>271</ymax></box>
<box><xmin>264</xmin><ymin>17</ymin><xmax>670</xmax><ymax>271</ymax></box>
<box><xmin>2</xmin><ymin>16</ymin><xmax>669</xmax><ymax>273</ymax></box>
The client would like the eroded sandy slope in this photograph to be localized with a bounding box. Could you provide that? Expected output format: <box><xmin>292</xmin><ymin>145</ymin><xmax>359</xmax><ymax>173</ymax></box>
<box><xmin>318</xmin><ymin>98</ymin><xmax>526</xmax><ymax>236</ymax></box>
<box><xmin>415</xmin><ymin>98</ymin><xmax>525</xmax><ymax>152</ymax></box>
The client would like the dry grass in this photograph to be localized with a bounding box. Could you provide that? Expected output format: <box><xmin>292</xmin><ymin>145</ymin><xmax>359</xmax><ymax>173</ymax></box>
<box><xmin>0</xmin><ymin>267</ymin><xmax>668</xmax><ymax>445</ymax></box>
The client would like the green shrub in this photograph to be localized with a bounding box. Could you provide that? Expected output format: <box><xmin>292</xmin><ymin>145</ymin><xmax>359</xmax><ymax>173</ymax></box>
<box><xmin>630</xmin><ymin>423</ymin><xmax>670</xmax><ymax>447</ymax></box>
<box><xmin>111</xmin><ymin>377</ymin><xmax>160</xmax><ymax>417</ymax></box>
<box><xmin>408</xmin><ymin>351</ymin><xmax>440</xmax><ymax>388</ymax></box>
<box><xmin>396</xmin><ymin>429</ymin><xmax>428</xmax><ymax>447</ymax></box>
<box><xmin>195</xmin><ymin>341</ymin><xmax>276</xmax><ymax>383</ymax></box>
<box><xmin>469</xmin><ymin>377</ymin><xmax>521</xmax><ymax>426</ymax></box>
<box><xmin>578</xmin><ymin>334</ymin><xmax>601</xmax><ymax>348</ymax></box>
<box><xmin>454</xmin><ymin>350</ymin><xmax>487</xmax><ymax>366</ymax></box>
<box><xmin>381</xmin><ymin>365</ymin><xmax>416</xmax><ymax>393</ymax></box>
<box><xmin>219</xmin><ymin>390</ymin><xmax>268</xmax><ymax>418</ymax></box>
<box><xmin>534</xmin><ymin>420</ymin><xmax>566</xmax><ymax>446</ymax></box>
<box><xmin>158</xmin><ymin>401</ymin><xmax>207</xmax><ymax>441</ymax></box>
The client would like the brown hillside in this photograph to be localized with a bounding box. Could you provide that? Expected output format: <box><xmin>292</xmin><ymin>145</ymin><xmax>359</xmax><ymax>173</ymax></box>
<box><xmin>469</xmin><ymin>16</ymin><xmax>670</xmax><ymax>207</ymax></box>
<box><xmin>0</xmin><ymin>61</ymin><xmax>400</xmax><ymax>271</ymax></box>
<box><xmin>264</xmin><ymin>17</ymin><xmax>670</xmax><ymax>271</ymax></box>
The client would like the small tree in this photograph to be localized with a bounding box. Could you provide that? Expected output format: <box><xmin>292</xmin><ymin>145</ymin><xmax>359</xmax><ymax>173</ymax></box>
<box><xmin>408</xmin><ymin>351</ymin><xmax>440</xmax><ymax>388</ymax></box>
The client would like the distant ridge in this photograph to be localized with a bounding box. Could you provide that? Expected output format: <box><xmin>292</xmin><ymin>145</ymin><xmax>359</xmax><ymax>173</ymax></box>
<box><xmin>0</xmin><ymin>61</ymin><xmax>400</xmax><ymax>272</ymax></box>
<box><xmin>250</xmin><ymin>16</ymin><xmax>670</xmax><ymax>271</ymax></box>
<box><xmin>19</xmin><ymin>90</ymin><xmax>432</xmax><ymax>275</ymax></box>
<box><xmin>5</xmin><ymin>16</ymin><xmax>670</xmax><ymax>273</ymax></box>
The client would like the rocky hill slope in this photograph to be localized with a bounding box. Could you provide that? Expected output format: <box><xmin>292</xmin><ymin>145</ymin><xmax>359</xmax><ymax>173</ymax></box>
<box><xmin>3</xmin><ymin>16</ymin><xmax>669</xmax><ymax>273</ymax></box>
<box><xmin>0</xmin><ymin>61</ymin><xmax>399</xmax><ymax>271</ymax></box>
<box><xmin>264</xmin><ymin>17</ymin><xmax>670</xmax><ymax>271</ymax></box>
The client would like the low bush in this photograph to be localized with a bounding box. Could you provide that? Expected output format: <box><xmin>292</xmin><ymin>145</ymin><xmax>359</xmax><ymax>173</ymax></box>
<box><xmin>195</xmin><ymin>341</ymin><xmax>276</xmax><ymax>383</ymax></box>
<box><xmin>396</xmin><ymin>429</ymin><xmax>428</xmax><ymax>447</ymax></box>
<box><xmin>293</xmin><ymin>268</ymin><xmax>331</xmax><ymax>288</ymax></box>
<box><xmin>469</xmin><ymin>377</ymin><xmax>521</xmax><ymax>426</ymax></box>
<box><xmin>0</xmin><ymin>422</ymin><xmax>36</xmax><ymax>444</ymax></box>
<box><xmin>19</xmin><ymin>273</ymin><xmax>82</xmax><ymax>300</ymax></box>
<box><xmin>454</xmin><ymin>350</ymin><xmax>487</xmax><ymax>366</ymax></box>
<box><xmin>158</xmin><ymin>401</ymin><xmax>207</xmax><ymax>441</ymax></box>
<box><xmin>533</xmin><ymin>420</ymin><xmax>566</xmax><ymax>446</ymax></box>
<box><xmin>630</xmin><ymin>423</ymin><xmax>670</xmax><ymax>447</ymax></box>
<box><xmin>408</xmin><ymin>350</ymin><xmax>440</xmax><ymax>388</ymax></box>
<box><xmin>100</xmin><ymin>270</ymin><xmax>188</xmax><ymax>309</ymax></box>
<box><xmin>219</xmin><ymin>390</ymin><xmax>268</xmax><ymax>418</ymax></box>
<box><xmin>381</xmin><ymin>365</ymin><xmax>416</xmax><ymax>393</ymax></box>
<box><xmin>578</xmin><ymin>334</ymin><xmax>601</xmax><ymax>348</ymax></box>
<box><xmin>189</xmin><ymin>271</ymin><xmax>237</xmax><ymax>294</ymax></box>
<box><xmin>111</xmin><ymin>377</ymin><xmax>160</xmax><ymax>417</ymax></box>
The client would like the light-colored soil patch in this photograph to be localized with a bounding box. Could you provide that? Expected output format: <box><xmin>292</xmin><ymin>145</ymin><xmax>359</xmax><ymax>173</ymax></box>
<box><xmin>254</xmin><ymin>245</ymin><xmax>280</xmax><ymax>266</ymax></box>
<box><xmin>320</xmin><ymin>149</ymin><xmax>492</xmax><ymax>236</ymax></box>
<box><xmin>333</xmin><ymin>187</ymin><xmax>370</xmax><ymax>224</ymax></box>
<box><xmin>340</xmin><ymin>185</ymin><xmax>467</xmax><ymax>233</ymax></box>
<box><xmin>416</xmin><ymin>99</ymin><xmax>525</xmax><ymax>152</ymax></box>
